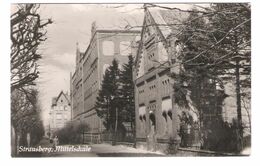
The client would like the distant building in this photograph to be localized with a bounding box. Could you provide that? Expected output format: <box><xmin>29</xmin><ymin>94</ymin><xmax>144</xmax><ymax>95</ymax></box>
<box><xmin>70</xmin><ymin>22</ymin><xmax>140</xmax><ymax>142</ymax></box>
<box><xmin>49</xmin><ymin>91</ymin><xmax>71</xmax><ymax>135</ymax></box>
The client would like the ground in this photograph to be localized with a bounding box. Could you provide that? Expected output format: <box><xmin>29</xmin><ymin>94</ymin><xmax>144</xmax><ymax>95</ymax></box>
<box><xmin>17</xmin><ymin>137</ymin><xmax>250</xmax><ymax>157</ymax></box>
<box><xmin>18</xmin><ymin>137</ymin><xmax>164</xmax><ymax>157</ymax></box>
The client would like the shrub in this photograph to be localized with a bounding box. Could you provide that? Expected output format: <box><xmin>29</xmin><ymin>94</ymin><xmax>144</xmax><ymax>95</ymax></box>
<box><xmin>55</xmin><ymin>123</ymin><xmax>89</xmax><ymax>145</ymax></box>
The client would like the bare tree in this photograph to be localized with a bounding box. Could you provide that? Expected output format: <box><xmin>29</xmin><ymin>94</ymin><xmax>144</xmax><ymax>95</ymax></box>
<box><xmin>11</xmin><ymin>4</ymin><xmax>52</xmax><ymax>156</ymax></box>
<box><xmin>11</xmin><ymin>4</ymin><xmax>52</xmax><ymax>91</ymax></box>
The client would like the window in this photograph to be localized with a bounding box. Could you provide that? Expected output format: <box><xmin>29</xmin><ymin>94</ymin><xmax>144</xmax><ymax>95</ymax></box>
<box><xmin>161</xmin><ymin>98</ymin><xmax>172</xmax><ymax>119</ymax></box>
<box><xmin>120</xmin><ymin>41</ymin><xmax>131</xmax><ymax>56</ymax></box>
<box><xmin>138</xmin><ymin>105</ymin><xmax>146</xmax><ymax>121</ymax></box>
<box><xmin>102</xmin><ymin>41</ymin><xmax>114</xmax><ymax>56</ymax></box>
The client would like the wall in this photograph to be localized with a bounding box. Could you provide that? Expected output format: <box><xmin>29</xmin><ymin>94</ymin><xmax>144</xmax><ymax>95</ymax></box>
<box><xmin>77</xmin><ymin>30</ymin><xmax>140</xmax><ymax>140</ymax></box>
<box><xmin>50</xmin><ymin>93</ymin><xmax>71</xmax><ymax>132</ymax></box>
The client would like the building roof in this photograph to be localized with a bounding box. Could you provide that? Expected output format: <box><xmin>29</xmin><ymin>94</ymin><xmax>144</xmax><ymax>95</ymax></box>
<box><xmin>134</xmin><ymin>6</ymin><xmax>189</xmax><ymax>73</ymax></box>
<box><xmin>51</xmin><ymin>91</ymin><xmax>70</xmax><ymax>107</ymax></box>
<box><xmin>148</xmin><ymin>7</ymin><xmax>189</xmax><ymax>39</ymax></box>
<box><xmin>51</xmin><ymin>97</ymin><xmax>57</xmax><ymax>106</ymax></box>
<box><xmin>92</xmin><ymin>20</ymin><xmax>142</xmax><ymax>32</ymax></box>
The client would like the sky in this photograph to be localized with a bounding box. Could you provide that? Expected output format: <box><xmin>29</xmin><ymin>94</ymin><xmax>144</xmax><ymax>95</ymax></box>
<box><xmin>13</xmin><ymin>3</ymin><xmax>205</xmax><ymax>126</ymax></box>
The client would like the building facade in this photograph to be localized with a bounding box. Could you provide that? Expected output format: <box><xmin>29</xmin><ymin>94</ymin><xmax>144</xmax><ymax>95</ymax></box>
<box><xmin>71</xmin><ymin>44</ymin><xmax>84</xmax><ymax>121</ymax></box>
<box><xmin>133</xmin><ymin>7</ymin><xmax>190</xmax><ymax>152</ymax></box>
<box><xmin>71</xmin><ymin>22</ymin><xmax>140</xmax><ymax>142</ymax></box>
<box><xmin>49</xmin><ymin>91</ymin><xmax>71</xmax><ymax>136</ymax></box>
<box><xmin>134</xmin><ymin>6</ymin><xmax>251</xmax><ymax>153</ymax></box>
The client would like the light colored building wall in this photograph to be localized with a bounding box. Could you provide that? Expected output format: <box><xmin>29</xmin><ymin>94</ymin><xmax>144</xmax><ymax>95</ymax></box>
<box><xmin>49</xmin><ymin>92</ymin><xmax>71</xmax><ymax>134</ymax></box>
<box><xmin>222</xmin><ymin>79</ymin><xmax>251</xmax><ymax>136</ymax></box>
<box><xmin>71</xmin><ymin>29</ymin><xmax>140</xmax><ymax>137</ymax></box>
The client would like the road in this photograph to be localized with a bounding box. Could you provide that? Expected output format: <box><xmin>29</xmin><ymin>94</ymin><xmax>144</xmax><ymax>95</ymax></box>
<box><xmin>41</xmin><ymin>144</ymin><xmax>164</xmax><ymax>157</ymax></box>
<box><xmin>18</xmin><ymin>137</ymin><xmax>164</xmax><ymax>157</ymax></box>
<box><xmin>18</xmin><ymin>138</ymin><xmax>246</xmax><ymax>157</ymax></box>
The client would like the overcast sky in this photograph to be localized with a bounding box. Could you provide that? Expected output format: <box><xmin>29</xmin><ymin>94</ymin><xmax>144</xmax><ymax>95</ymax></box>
<box><xmin>17</xmin><ymin>4</ymin><xmax>204</xmax><ymax>126</ymax></box>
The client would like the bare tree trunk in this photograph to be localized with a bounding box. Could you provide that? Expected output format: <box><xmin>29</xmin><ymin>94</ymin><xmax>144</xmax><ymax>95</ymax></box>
<box><xmin>235</xmin><ymin>59</ymin><xmax>243</xmax><ymax>151</ymax></box>
<box><xmin>11</xmin><ymin>125</ymin><xmax>17</xmax><ymax>157</ymax></box>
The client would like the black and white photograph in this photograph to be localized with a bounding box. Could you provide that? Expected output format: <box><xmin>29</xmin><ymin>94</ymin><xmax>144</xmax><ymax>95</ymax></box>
<box><xmin>5</xmin><ymin>1</ymin><xmax>254</xmax><ymax>159</ymax></box>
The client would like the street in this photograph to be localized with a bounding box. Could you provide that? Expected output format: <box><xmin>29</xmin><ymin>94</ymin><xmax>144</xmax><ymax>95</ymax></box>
<box><xmin>19</xmin><ymin>137</ymin><xmax>164</xmax><ymax>157</ymax></box>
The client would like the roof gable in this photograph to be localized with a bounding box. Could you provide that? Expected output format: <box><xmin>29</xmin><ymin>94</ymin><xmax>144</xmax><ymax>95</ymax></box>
<box><xmin>52</xmin><ymin>91</ymin><xmax>70</xmax><ymax>107</ymax></box>
<box><xmin>149</xmin><ymin>8</ymin><xmax>189</xmax><ymax>39</ymax></box>
<box><xmin>134</xmin><ymin>6</ymin><xmax>189</xmax><ymax>78</ymax></box>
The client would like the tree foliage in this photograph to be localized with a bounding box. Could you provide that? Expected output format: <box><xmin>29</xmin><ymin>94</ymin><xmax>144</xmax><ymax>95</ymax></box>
<box><xmin>55</xmin><ymin>123</ymin><xmax>90</xmax><ymax>145</ymax></box>
<box><xmin>96</xmin><ymin>59</ymin><xmax>122</xmax><ymax>131</ymax></box>
<box><xmin>11</xmin><ymin>4</ymin><xmax>52</xmax><ymax>155</ymax></box>
<box><xmin>11</xmin><ymin>88</ymin><xmax>44</xmax><ymax>147</ymax></box>
<box><xmin>169</xmin><ymin>3</ymin><xmax>250</xmax><ymax>152</ymax></box>
<box><xmin>96</xmin><ymin>57</ymin><xmax>136</xmax><ymax>135</ymax></box>
<box><xmin>119</xmin><ymin>55</ymin><xmax>135</xmax><ymax>128</ymax></box>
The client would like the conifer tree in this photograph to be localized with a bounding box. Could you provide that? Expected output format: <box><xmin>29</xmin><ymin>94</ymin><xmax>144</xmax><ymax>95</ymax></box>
<box><xmin>171</xmin><ymin>4</ymin><xmax>250</xmax><ymax>151</ymax></box>
<box><xmin>119</xmin><ymin>55</ymin><xmax>135</xmax><ymax>135</ymax></box>
<box><xmin>96</xmin><ymin>69</ymin><xmax>112</xmax><ymax>130</ymax></box>
<box><xmin>95</xmin><ymin>59</ymin><xmax>122</xmax><ymax>131</ymax></box>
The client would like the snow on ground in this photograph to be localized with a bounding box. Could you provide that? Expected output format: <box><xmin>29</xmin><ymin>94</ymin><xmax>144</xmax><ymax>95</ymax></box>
<box><xmin>89</xmin><ymin>143</ymin><xmax>165</xmax><ymax>155</ymax></box>
<box><xmin>241</xmin><ymin>147</ymin><xmax>251</xmax><ymax>155</ymax></box>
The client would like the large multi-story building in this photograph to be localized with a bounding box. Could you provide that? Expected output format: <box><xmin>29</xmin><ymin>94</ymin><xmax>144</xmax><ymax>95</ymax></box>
<box><xmin>133</xmin><ymin>6</ymin><xmax>190</xmax><ymax>152</ymax></box>
<box><xmin>133</xmin><ymin>5</ymin><xmax>251</xmax><ymax>152</ymax></box>
<box><xmin>70</xmin><ymin>44</ymin><xmax>84</xmax><ymax>121</ymax></box>
<box><xmin>71</xmin><ymin>22</ymin><xmax>140</xmax><ymax>142</ymax></box>
<box><xmin>49</xmin><ymin>91</ymin><xmax>71</xmax><ymax>136</ymax></box>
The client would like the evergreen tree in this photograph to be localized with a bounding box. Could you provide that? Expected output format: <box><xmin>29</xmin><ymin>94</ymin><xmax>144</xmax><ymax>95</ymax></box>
<box><xmin>96</xmin><ymin>69</ymin><xmax>112</xmax><ymax>130</ymax></box>
<box><xmin>173</xmin><ymin>8</ymin><xmax>224</xmax><ymax>127</ymax></box>
<box><xmin>170</xmin><ymin>4</ymin><xmax>250</xmax><ymax>152</ymax></box>
<box><xmin>95</xmin><ymin>59</ymin><xmax>122</xmax><ymax>131</ymax></box>
<box><xmin>208</xmin><ymin>3</ymin><xmax>251</xmax><ymax>151</ymax></box>
<box><xmin>119</xmin><ymin>55</ymin><xmax>135</xmax><ymax>135</ymax></box>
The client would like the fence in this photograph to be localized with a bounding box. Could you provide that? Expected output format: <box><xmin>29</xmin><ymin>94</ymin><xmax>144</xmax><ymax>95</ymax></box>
<box><xmin>82</xmin><ymin>130</ymin><xmax>135</xmax><ymax>145</ymax></box>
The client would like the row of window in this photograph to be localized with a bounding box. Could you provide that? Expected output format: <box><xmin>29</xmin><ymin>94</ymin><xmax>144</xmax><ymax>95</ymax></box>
<box><xmin>84</xmin><ymin>81</ymin><xmax>98</xmax><ymax>101</ymax></box>
<box><xmin>147</xmin><ymin>103</ymin><xmax>156</xmax><ymax>110</ymax></box>
<box><xmin>162</xmin><ymin>79</ymin><xmax>170</xmax><ymax>85</ymax></box>
<box><xmin>137</xmin><ymin>77</ymin><xmax>172</xmax><ymax>99</ymax></box>
<box><xmin>149</xmin><ymin>84</ymin><xmax>156</xmax><ymax>90</ymax></box>
<box><xmin>53</xmin><ymin>105</ymin><xmax>69</xmax><ymax>111</ymax></box>
<box><xmin>139</xmin><ymin>89</ymin><xmax>144</xmax><ymax>94</ymax></box>
<box><xmin>138</xmin><ymin>98</ymin><xmax>173</xmax><ymax>134</ymax></box>
<box><xmin>54</xmin><ymin>113</ymin><xmax>70</xmax><ymax>121</ymax></box>
<box><xmin>84</xmin><ymin>91</ymin><xmax>97</xmax><ymax>112</ymax></box>
<box><xmin>146</xmin><ymin>49</ymin><xmax>157</xmax><ymax>72</ymax></box>
<box><xmin>84</xmin><ymin>61</ymin><xmax>98</xmax><ymax>84</ymax></box>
